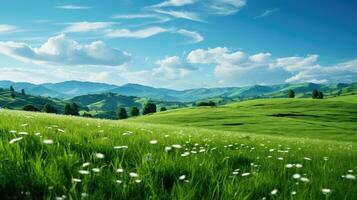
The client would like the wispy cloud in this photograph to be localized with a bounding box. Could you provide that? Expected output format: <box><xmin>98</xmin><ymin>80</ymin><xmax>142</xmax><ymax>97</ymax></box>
<box><xmin>152</xmin><ymin>0</ymin><xmax>198</xmax><ymax>8</ymax></box>
<box><xmin>63</xmin><ymin>22</ymin><xmax>117</xmax><ymax>33</ymax></box>
<box><xmin>207</xmin><ymin>0</ymin><xmax>246</xmax><ymax>15</ymax></box>
<box><xmin>255</xmin><ymin>8</ymin><xmax>280</xmax><ymax>18</ymax></box>
<box><xmin>0</xmin><ymin>24</ymin><xmax>18</xmax><ymax>34</ymax></box>
<box><xmin>177</xmin><ymin>29</ymin><xmax>204</xmax><ymax>43</ymax></box>
<box><xmin>112</xmin><ymin>14</ymin><xmax>171</xmax><ymax>23</ymax></box>
<box><xmin>154</xmin><ymin>9</ymin><xmax>202</xmax><ymax>22</ymax></box>
<box><xmin>106</xmin><ymin>27</ymin><xmax>170</xmax><ymax>39</ymax></box>
<box><xmin>55</xmin><ymin>4</ymin><xmax>92</xmax><ymax>10</ymax></box>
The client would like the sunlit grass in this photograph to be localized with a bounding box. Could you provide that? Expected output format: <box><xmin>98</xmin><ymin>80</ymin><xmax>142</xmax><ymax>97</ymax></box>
<box><xmin>0</xmin><ymin>109</ymin><xmax>356</xmax><ymax>199</ymax></box>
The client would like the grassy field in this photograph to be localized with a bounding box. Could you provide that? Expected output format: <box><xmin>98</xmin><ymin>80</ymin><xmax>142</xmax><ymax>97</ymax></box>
<box><xmin>0</xmin><ymin>96</ymin><xmax>356</xmax><ymax>199</ymax></box>
<box><xmin>131</xmin><ymin>95</ymin><xmax>357</xmax><ymax>142</ymax></box>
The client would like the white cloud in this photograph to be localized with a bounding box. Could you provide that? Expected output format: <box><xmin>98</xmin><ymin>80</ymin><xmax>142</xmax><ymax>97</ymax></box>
<box><xmin>187</xmin><ymin>47</ymin><xmax>357</xmax><ymax>85</ymax></box>
<box><xmin>270</xmin><ymin>55</ymin><xmax>357</xmax><ymax>84</ymax></box>
<box><xmin>177</xmin><ymin>29</ymin><xmax>204</xmax><ymax>43</ymax></box>
<box><xmin>153</xmin><ymin>0</ymin><xmax>198</xmax><ymax>8</ymax></box>
<box><xmin>63</xmin><ymin>22</ymin><xmax>116</xmax><ymax>33</ymax></box>
<box><xmin>0</xmin><ymin>24</ymin><xmax>18</xmax><ymax>34</ymax></box>
<box><xmin>255</xmin><ymin>8</ymin><xmax>280</xmax><ymax>18</ymax></box>
<box><xmin>106</xmin><ymin>27</ymin><xmax>170</xmax><ymax>38</ymax></box>
<box><xmin>270</xmin><ymin>55</ymin><xmax>319</xmax><ymax>72</ymax></box>
<box><xmin>154</xmin><ymin>56</ymin><xmax>197</xmax><ymax>80</ymax></box>
<box><xmin>188</xmin><ymin>47</ymin><xmax>245</xmax><ymax>65</ymax></box>
<box><xmin>154</xmin><ymin>9</ymin><xmax>202</xmax><ymax>22</ymax></box>
<box><xmin>207</xmin><ymin>0</ymin><xmax>246</xmax><ymax>15</ymax></box>
<box><xmin>55</xmin><ymin>4</ymin><xmax>91</xmax><ymax>10</ymax></box>
<box><xmin>249</xmin><ymin>53</ymin><xmax>271</xmax><ymax>63</ymax></box>
<box><xmin>0</xmin><ymin>34</ymin><xmax>130</xmax><ymax>66</ymax></box>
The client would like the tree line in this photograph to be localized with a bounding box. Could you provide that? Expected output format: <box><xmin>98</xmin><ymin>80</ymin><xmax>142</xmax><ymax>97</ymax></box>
<box><xmin>287</xmin><ymin>89</ymin><xmax>324</xmax><ymax>99</ymax></box>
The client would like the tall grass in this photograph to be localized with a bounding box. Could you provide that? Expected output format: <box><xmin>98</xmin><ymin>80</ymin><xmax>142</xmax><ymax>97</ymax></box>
<box><xmin>0</xmin><ymin>110</ymin><xmax>356</xmax><ymax>199</ymax></box>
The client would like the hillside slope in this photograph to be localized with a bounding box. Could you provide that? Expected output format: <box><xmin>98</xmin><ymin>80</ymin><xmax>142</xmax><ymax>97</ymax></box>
<box><xmin>131</xmin><ymin>95</ymin><xmax>357</xmax><ymax>142</ymax></box>
<box><xmin>0</xmin><ymin>80</ymin><xmax>62</xmax><ymax>97</ymax></box>
<box><xmin>0</xmin><ymin>88</ymin><xmax>67</xmax><ymax>112</ymax></box>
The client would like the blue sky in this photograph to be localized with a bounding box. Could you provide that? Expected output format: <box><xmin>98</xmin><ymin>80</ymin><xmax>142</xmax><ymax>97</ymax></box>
<box><xmin>0</xmin><ymin>0</ymin><xmax>356</xmax><ymax>89</ymax></box>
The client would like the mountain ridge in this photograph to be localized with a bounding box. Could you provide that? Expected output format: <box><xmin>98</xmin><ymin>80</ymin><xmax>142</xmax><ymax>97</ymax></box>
<box><xmin>1</xmin><ymin>80</ymin><xmax>356</xmax><ymax>102</ymax></box>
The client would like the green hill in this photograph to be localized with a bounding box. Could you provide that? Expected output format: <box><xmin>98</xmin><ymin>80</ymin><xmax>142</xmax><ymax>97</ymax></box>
<box><xmin>70</xmin><ymin>93</ymin><xmax>189</xmax><ymax>119</ymax></box>
<box><xmin>0</xmin><ymin>88</ymin><xmax>67</xmax><ymax>112</ymax></box>
<box><xmin>0</xmin><ymin>80</ymin><xmax>62</xmax><ymax>97</ymax></box>
<box><xmin>131</xmin><ymin>94</ymin><xmax>357</xmax><ymax>142</ymax></box>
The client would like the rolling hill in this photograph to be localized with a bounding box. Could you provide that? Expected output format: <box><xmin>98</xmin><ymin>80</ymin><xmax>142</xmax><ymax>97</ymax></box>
<box><xmin>2</xmin><ymin>80</ymin><xmax>356</xmax><ymax>102</ymax></box>
<box><xmin>131</xmin><ymin>94</ymin><xmax>357</xmax><ymax>142</ymax></box>
<box><xmin>0</xmin><ymin>80</ymin><xmax>62</xmax><ymax>97</ymax></box>
<box><xmin>70</xmin><ymin>93</ymin><xmax>189</xmax><ymax>119</ymax></box>
<box><xmin>41</xmin><ymin>80</ymin><xmax>118</xmax><ymax>97</ymax></box>
<box><xmin>0</xmin><ymin>88</ymin><xmax>67</xmax><ymax>112</ymax></box>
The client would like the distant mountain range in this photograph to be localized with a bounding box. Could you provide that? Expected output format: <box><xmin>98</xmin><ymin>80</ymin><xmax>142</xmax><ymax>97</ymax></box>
<box><xmin>0</xmin><ymin>80</ymin><xmax>356</xmax><ymax>102</ymax></box>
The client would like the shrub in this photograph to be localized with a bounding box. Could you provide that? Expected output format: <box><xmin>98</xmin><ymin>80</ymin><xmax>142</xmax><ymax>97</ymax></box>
<box><xmin>23</xmin><ymin>105</ymin><xmax>40</xmax><ymax>112</ymax></box>
<box><xmin>117</xmin><ymin>108</ymin><xmax>128</xmax><ymax>119</ymax></box>
<box><xmin>196</xmin><ymin>101</ymin><xmax>216</xmax><ymax>107</ymax></box>
<box><xmin>143</xmin><ymin>103</ymin><xmax>157</xmax><ymax>115</ymax></box>
<box><xmin>288</xmin><ymin>89</ymin><xmax>295</xmax><ymax>98</ymax></box>
<box><xmin>130</xmin><ymin>107</ymin><xmax>140</xmax><ymax>117</ymax></box>
<box><xmin>43</xmin><ymin>103</ymin><xmax>58</xmax><ymax>114</ymax></box>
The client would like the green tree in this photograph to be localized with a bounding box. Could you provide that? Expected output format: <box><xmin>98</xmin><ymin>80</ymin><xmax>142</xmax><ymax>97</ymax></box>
<box><xmin>288</xmin><ymin>89</ymin><xmax>295</xmax><ymax>98</ymax></box>
<box><xmin>43</xmin><ymin>103</ymin><xmax>57</xmax><ymax>114</ymax></box>
<box><xmin>117</xmin><ymin>107</ymin><xmax>128</xmax><ymax>119</ymax></box>
<box><xmin>70</xmin><ymin>103</ymin><xmax>79</xmax><ymax>115</ymax></box>
<box><xmin>130</xmin><ymin>107</ymin><xmax>140</xmax><ymax>117</ymax></box>
<box><xmin>64</xmin><ymin>104</ymin><xmax>72</xmax><ymax>115</ymax></box>
<box><xmin>312</xmin><ymin>89</ymin><xmax>319</xmax><ymax>99</ymax></box>
<box><xmin>21</xmin><ymin>89</ymin><xmax>25</xmax><ymax>95</ymax></box>
<box><xmin>318</xmin><ymin>91</ymin><xmax>324</xmax><ymax>99</ymax></box>
<box><xmin>23</xmin><ymin>105</ymin><xmax>40</xmax><ymax>112</ymax></box>
<box><xmin>160</xmin><ymin>107</ymin><xmax>167</xmax><ymax>112</ymax></box>
<box><xmin>142</xmin><ymin>103</ymin><xmax>157</xmax><ymax>115</ymax></box>
<box><xmin>337</xmin><ymin>90</ymin><xmax>342</xmax><ymax>96</ymax></box>
<box><xmin>10</xmin><ymin>86</ymin><xmax>15</xmax><ymax>98</ymax></box>
<box><xmin>196</xmin><ymin>101</ymin><xmax>216</xmax><ymax>107</ymax></box>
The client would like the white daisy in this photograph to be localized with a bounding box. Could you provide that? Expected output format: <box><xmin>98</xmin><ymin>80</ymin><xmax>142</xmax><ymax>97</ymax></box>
<box><xmin>95</xmin><ymin>153</ymin><xmax>105</xmax><ymax>159</ymax></box>
<box><xmin>149</xmin><ymin>140</ymin><xmax>158</xmax><ymax>144</ymax></box>
<box><xmin>172</xmin><ymin>144</ymin><xmax>182</xmax><ymax>149</ymax></box>
<box><xmin>271</xmin><ymin>189</ymin><xmax>278</xmax><ymax>195</ymax></box>
<box><xmin>129</xmin><ymin>172</ymin><xmax>139</xmax><ymax>177</ymax></box>
<box><xmin>321</xmin><ymin>188</ymin><xmax>331</xmax><ymax>195</ymax></box>
<box><xmin>43</xmin><ymin>139</ymin><xmax>53</xmax><ymax>144</ymax></box>
<box><xmin>241</xmin><ymin>173</ymin><xmax>251</xmax><ymax>177</ymax></box>
<box><xmin>72</xmin><ymin>178</ymin><xmax>82</xmax><ymax>183</ymax></box>
<box><xmin>78</xmin><ymin>170</ymin><xmax>90</xmax><ymax>175</ymax></box>
<box><xmin>92</xmin><ymin>168</ymin><xmax>100</xmax><ymax>173</ymax></box>
<box><xmin>9</xmin><ymin>137</ymin><xmax>23</xmax><ymax>144</ymax></box>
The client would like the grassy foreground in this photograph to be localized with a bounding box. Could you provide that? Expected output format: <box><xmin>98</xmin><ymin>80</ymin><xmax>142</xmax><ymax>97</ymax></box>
<box><xmin>0</xmin><ymin>108</ymin><xmax>356</xmax><ymax>199</ymax></box>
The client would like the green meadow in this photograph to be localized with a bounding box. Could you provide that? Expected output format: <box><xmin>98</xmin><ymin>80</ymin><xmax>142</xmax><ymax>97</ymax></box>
<box><xmin>1</xmin><ymin>95</ymin><xmax>357</xmax><ymax>199</ymax></box>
